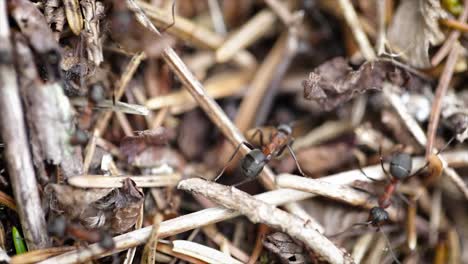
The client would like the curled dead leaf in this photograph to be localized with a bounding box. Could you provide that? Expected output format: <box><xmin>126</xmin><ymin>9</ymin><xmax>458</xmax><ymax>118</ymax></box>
<box><xmin>302</xmin><ymin>57</ymin><xmax>423</xmax><ymax>111</ymax></box>
<box><xmin>387</xmin><ymin>0</ymin><xmax>448</xmax><ymax>68</ymax></box>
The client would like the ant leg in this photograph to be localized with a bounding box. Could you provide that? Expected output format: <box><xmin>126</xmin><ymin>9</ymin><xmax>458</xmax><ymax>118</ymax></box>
<box><xmin>232</xmin><ymin>176</ymin><xmax>256</xmax><ymax>188</ymax></box>
<box><xmin>379</xmin><ymin>145</ymin><xmax>393</xmax><ymax>181</ymax></box>
<box><xmin>407</xmin><ymin>135</ymin><xmax>456</xmax><ymax>179</ymax></box>
<box><xmin>285</xmin><ymin>142</ymin><xmax>308</xmax><ymax>177</ymax></box>
<box><xmin>213</xmin><ymin>142</ymin><xmax>252</xmax><ymax>182</ymax></box>
<box><xmin>249</xmin><ymin>128</ymin><xmax>265</xmax><ymax>147</ymax></box>
<box><xmin>378</xmin><ymin>228</ymin><xmax>401</xmax><ymax>264</ymax></box>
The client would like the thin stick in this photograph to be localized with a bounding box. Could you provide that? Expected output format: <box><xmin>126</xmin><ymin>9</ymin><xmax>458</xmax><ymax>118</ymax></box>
<box><xmin>383</xmin><ymin>83</ymin><xmax>468</xmax><ymax>199</ymax></box>
<box><xmin>431</xmin><ymin>0</ymin><xmax>468</xmax><ymax>66</ymax></box>
<box><xmin>178</xmin><ymin>179</ymin><xmax>355</xmax><ymax>264</ymax></box>
<box><xmin>0</xmin><ymin>2</ymin><xmax>48</xmax><ymax>249</ymax></box>
<box><xmin>215</xmin><ymin>9</ymin><xmax>277</xmax><ymax>63</ymax></box>
<box><xmin>38</xmin><ymin>152</ymin><xmax>467</xmax><ymax>263</ymax></box>
<box><xmin>426</xmin><ymin>45</ymin><xmax>460</xmax><ymax>157</ymax></box>
<box><xmin>94</xmin><ymin>52</ymin><xmax>146</xmax><ymax>137</ymax></box>
<box><xmin>338</xmin><ymin>0</ymin><xmax>376</xmax><ymax>60</ymax></box>
<box><xmin>67</xmin><ymin>174</ymin><xmax>181</xmax><ymax>188</ymax></box>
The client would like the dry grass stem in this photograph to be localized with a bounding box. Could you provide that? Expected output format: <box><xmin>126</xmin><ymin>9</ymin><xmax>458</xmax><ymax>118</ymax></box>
<box><xmin>172</xmin><ymin>240</ymin><xmax>243</xmax><ymax>264</ymax></box>
<box><xmin>292</xmin><ymin>121</ymin><xmax>353</xmax><ymax>151</ymax></box>
<box><xmin>146</xmin><ymin>70</ymin><xmax>252</xmax><ymax>112</ymax></box>
<box><xmin>10</xmin><ymin>246</ymin><xmax>75</xmax><ymax>264</ymax></box>
<box><xmin>338</xmin><ymin>0</ymin><xmax>376</xmax><ymax>60</ymax></box>
<box><xmin>202</xmin><ymin>225</ymin><xmax>250</xmax><ymax>263</ymax></box>
<box><xmin>426</xmin><ymin>45</ymin><xmax>460</xmax><ymax>156</ymax></box>
<box><xmin>264</xmin><ymin>0</ymin><xmax>296</xmax><ymax>26</ymax></box>
<box><xmin>216</xmin><ymin>9</ymin><xmax>276</xmax><ymax>63</ymax></box>
<box><xmin>431</xmin><ymin>0</ymin><xmax>468</xmax><ymax>66</ymax></box>
<box><xmin>82</xmin><ymin>129</ymin><xmax>98</xmax><ymax>174</ymax></box>
<box><xmin>135</xmin><ymin>0</ymin><xmax>256</xmax><ymax>68</ymax></box>
<box><xmin>234</xmin><ymin>32</ymin><xmax>293</xmax><ymax>132</ymax></box>
<box><xmin>67</xmin><ymin>174</ymin><xmax>181</xmax><ymax>188</ymax></box>
<box><xmin>38</xmin><ymin>151</ymin><xmax>466</xmax><ymax>263</ymax></box>
<box><xmin>383</xmin><ymin>83</ymin><xmax>468</xmax><ymax>200</ymax></box>
<box><xmin>94</xmin><ymin>52</ymin><xmax>146</xmax><ymax>136</ymax></box>
<box><xmin>0</xmin><ymin>3</ymin><xmax>48</xmax><ymax>249</ymax></box>
<box><xmin>178</xmin><ymin>179</ymin><xmax>354</xmax><ymax>264</ymax></box>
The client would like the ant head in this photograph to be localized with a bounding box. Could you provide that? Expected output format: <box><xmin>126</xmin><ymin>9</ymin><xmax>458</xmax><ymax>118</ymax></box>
<box><xmin>277</xmin><ymin>124</ymin><xmax>292</xmax><ymax>135</ymax></box>
<box><xmin>47</xmin><ymin>215</ymin><xmax>67</xmax><ymax>238</ymax></box>
<box><xmin>389</xmin><ymin>153</ymin><xmax>412</xmax><ymax>180</ymax></box>
<box><xmin>98</xmin><ymin>231</ymin><xmax>115</xmax><ymax>250</ymax></box>
<box><xmin>368</xmin><ymin>207</ymin><xmax>389</xmax><ymax>227</ymax></box>
<box><xmin>240</xmin><ymin>149</ymin><xmax>266</xmax><ymax>178</ymax></box>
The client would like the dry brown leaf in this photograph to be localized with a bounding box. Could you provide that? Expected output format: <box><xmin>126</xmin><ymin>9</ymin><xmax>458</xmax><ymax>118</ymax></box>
<box><xmin>387</xmin><ymin>0</ymin><xmax>447</xmax><ymax>68</ymax></box>
<box><xmin>120</xmin><ymin>127</ymin><xmax>173</xmax><ymax>162</ymax></box>
<box><xmin>263</xmin><ymin>232</ymin><xmax>307</xmax><ymax>264</ymax></box>
<box><xmin>47</xmin><ymin>178</ymin><xmax>144</xmax><ymax>234</ymax></box>
<box><xmin>302</xmin><ymin>57</ymin><xmax>422</xmax><ymax>111</ymax></box>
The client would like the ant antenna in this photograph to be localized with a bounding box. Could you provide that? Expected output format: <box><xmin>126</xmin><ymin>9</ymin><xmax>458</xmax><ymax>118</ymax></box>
<box><xmin>378</xmin><ymin>145</ymin><xmax>393</xmax><ymax>181</ymax></box>
<box><xmin>159</xmin><ymin>0</ymin><xmax>177</xmax><ymax>34</ymax></box>
<box><xmin>213</xmin><ymin>142</ymin><xmax>253</xmax><ymax>182</ymax></box>
<box><xmin>378</xmin><ymin>228</ymin><xmax>401</xmax><ymax>264</ymax></box>
<box><xmin>327</xmin><ymin>221</ymin><xmax>372</xmax><ymax>238</ymax></box>
<box><xmin>286</xmin><ymin>144</ymin><xmax>308</xmax><ymax>178</ymax></box>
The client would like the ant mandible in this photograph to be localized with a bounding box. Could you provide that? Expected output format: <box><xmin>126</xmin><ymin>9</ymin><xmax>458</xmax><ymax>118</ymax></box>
<box><xmin>214</xmin><ymin>124</ymin><xmax>307</xmax><ymax>186</ymax></box>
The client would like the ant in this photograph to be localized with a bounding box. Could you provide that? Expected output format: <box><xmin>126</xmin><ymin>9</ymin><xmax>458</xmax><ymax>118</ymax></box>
<box><xmin>340</xmin><ymin>136</ymin><xmax>457</xmax><ymax>263</ymax></box>
<box><xmin>47</xmin><ymin>215</ymin><xmax>115</xmax><ymax>250</ymax></box>
<box><xmin>359</xmin><ymin>136</ymin><xmax>456</xmax><ymax>210</ymax></box>
<box><xmin>214</xmin><ymin>124</ymin><xmax>307</xmax><ymax>187</ymax></box>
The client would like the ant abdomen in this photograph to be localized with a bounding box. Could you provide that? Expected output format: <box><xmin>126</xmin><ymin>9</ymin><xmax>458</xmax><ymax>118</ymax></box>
<box><xmin>240</xmin><ymin>149</ymin><xmax>266</xmax><ymax>178</ymax></box>
<box><xmin>98</xmin><ymin>231</ymin><xmax>116</xmax><ymax>250</ymax></box>
<box><xmin>389</xmin><ymin>153</ymin><xmax>412</xmax><ymax>180</ymax></box>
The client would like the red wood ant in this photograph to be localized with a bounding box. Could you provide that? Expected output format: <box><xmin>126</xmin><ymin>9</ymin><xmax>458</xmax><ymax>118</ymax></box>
<box><xmin>342</xmin><ymin>136</ymin><xmax>456</xmax><ymax>263</ymax></box>
<box><xmin>48</xmin><ymin>215</ymin><xmax>115</xmax><ymax>250</ymax></box>
<box><xmin>360</xmin><ymin>136</ymin><xmax>455</xmax><ymax>210</ymax></box>
<box><xmin>214</xmin><ymin>124</ymin><xmax>307</xmax><ymax>186</ymax></box>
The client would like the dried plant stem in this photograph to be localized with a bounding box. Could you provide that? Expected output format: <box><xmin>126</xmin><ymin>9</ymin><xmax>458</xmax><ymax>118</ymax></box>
<box><xmin>0</xmin><ymin>2</ymin><xmax>48</xmax><ymax>250</ymax></box>
<box><xmin>146</xmin><ymin>70</ymin><xmax>252</xmax><ymax>112</ymax></box>
<box><xmin>431</xmin><ymin>0</ymin><xmax>468</xmax><ymax>66</ymax></box>
<box><xmin>234</xmin><ymin>32</ymin><xmax>292</xmax><ymax>132</ymax></box>
<box><xmin>264</xmin><ymin>0</ymin><xmax>295</xmax><ymax>26</ymax></box>
<box><xmin>383</xmin><ymin>83</ymin><xmax>468</xmax><ymax>200</ymax></box>
<box><xmin>179</xmin><ymin>179</ymin><xmax>355</xmax><ymax>264</ymax></box>
<box><xmin>82</xmin><ymin>129</ymin><xmax>98</xmax><ymax>174</ymax></box>
<box><xmin>247</xmin><ymin>224</ymin><xmax>269</xmax><ymax>264</ymax></box>
<box><xmin>10</xmin><ymin>246</ymin><xmax>75</xmax><ymax>264</ymax></box>
<box><xmin>216</xmin><ymin>9</ymin><xmax>276</xmax><ymax>63</ymax></box>
<box><xmin>277</xmin><ymin>175</ymin><xmax>374</xmax><ymax>209</ymax></box>
<box><xmin>39</xmin><ymin>152</ymin><xmax>466</xmax><ymax>263</ymax></box>
<box><xmin>67</xmin><ymin>174</ymin><xmax>181</xmax><ymax>188</ymax></box>
<box><xmin>135</xmin><ymin>0</ymin><xmax>256</xmax><ymax>68</ymax></box>
<box><xmin>161</xmin><ymin>47</ymin><xmax>275</xmax><ymax>188</ymax></box>
<box><xmin>426</xmin><ymin>45</ymin><xmax>460</xmax><ymax>157</ymax></box>
<box><xmin>94</xmin><ymin>52</ymin><xmax>146</xmax><ymax>136</ymax></box>
<box><xmin>201</xmin><ymin>225</ymin><xmax>250</xmax><ymax>263</ymax></box>
<box><xmin>338</xmin><ymin>0</ymin><xmax>376</xmax><ymax>60</ymax></box>
<box><xmin>292</xmin><ymin>121</ymin><xmax>353</xmax><ymax>151</ymax></box>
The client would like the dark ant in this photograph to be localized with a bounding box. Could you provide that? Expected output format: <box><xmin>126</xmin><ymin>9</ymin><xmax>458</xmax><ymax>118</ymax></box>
<box><xmin>214</xmin><ymin>124</ymin><xmax>306</xmax><ymax>187</ymax></box>
<box><xmin>47</xmin><ymin>215</ymin><xmax>115</xmax><ymax>250</ymax></box>
<box><xmin>339</xmin><ymin>136</ymin><xmax>457</xmax><ymax>263</ymax></box>
<box><xmin>360</xmin><ymin>136</ymin><xmax>456</xmax><ymax>209</ymax></box>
